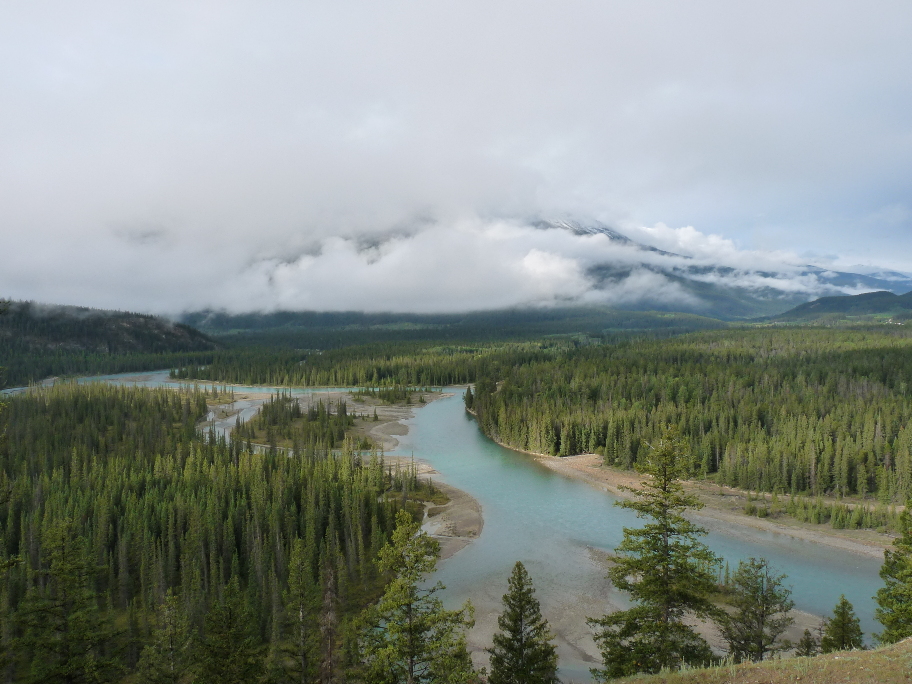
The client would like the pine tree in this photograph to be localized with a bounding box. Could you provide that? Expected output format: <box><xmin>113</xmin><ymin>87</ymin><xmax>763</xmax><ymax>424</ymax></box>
<box><xmin>720</xmin><ymin>557</ymin><xmax>794</xmax><ymax>662</ymax></box>
<box><xmin>136</xmin><ymin>591</ymin><xmax>195</xmax><ymax>684</ymax></box>
<box><xmin>196</xmin><ymin>577</ymin><xmax>264</xmax><ymax>684</ymax></box>
<box><xmin>794</xmin><ymin>629</ymin><xmax>819</xmax><ymax>657</ymax></box>
<box><xmin>875</xmin><ymin>510</ymin><xmax>912</xmax><ymax>643</ymax></box>
<box><xmin>282</xmin><ymin>538</ymin><xmax>317</xmax><ymax>684</ymax></box>
<box><xmin>355</xmin><ymin>509</ymin><xmax>475</xmax><ymax>684</ymax></box>
<box><xmin>318</xmin><ymin>545</ymin><xmax>342</xmax><ymax>684</ymax></box>
<box><xmin>821</xmin><ymin>595</ymin><xmax>863</xmax><ymax>653</ymax></box>
<box><xmin>487</xmin><ymin>562</ymin><xmax>558</xmax><ymax>684</ymax></box>
<box><xmin>15</xmin><ymin>519</ymin><xmax>121</xmax><ymax>684</ymax></box>
<box><xmin>588</xmin><ymin>433</ymin><xmax>719</xmax><ymax>679</ymax></box>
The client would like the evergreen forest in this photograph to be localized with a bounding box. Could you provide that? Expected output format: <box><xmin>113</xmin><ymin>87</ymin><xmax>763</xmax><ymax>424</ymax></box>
<box><xmin>0</xmin><ymin>382</ymin><xmax>430</xmax><ymax>682</ymax></box>
<box><xmin>175</xmin><ymin>325</ymin><xmax>912</xmax><ymax>513</ymax></box>
<box><xmin>4</xmin><ymin>315</ymin><xmax>912</xmax><ymax>681</ymax></box>
<box><xmin>468</xmin><ymin>328</ymin><xmax>912</xmax><ymax>509</ymax></box>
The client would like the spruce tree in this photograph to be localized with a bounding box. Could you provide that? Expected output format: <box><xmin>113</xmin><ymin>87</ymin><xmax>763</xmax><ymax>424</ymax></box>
<box><xmin>487</xmin><ymin>561</ymin><xmax>558</xmax><ymax>684</ymax></box>
<box><xmin>588</xmin><ymin>433</ymin><xmax>719</xmax><ymax>679</ymax></box>
<box><xmin>794</xmin><ymin>629</ymin><xmax>819</xmax><ymax>657</ymax></box>
<box><xmin>875</xmin><ymin>510</ymin><xmax>912</xmax><ymax>643</ymax></box>
<box><xmin>821</xmin><ymin>595</ymin><xmax>863</xmax><ymax>653</ymax></box>
<box><xmin>720</xmin><ymin>557</ymin><xmax>794</xmax><ymax>662</ymax></box>
<box><xmin>15</xmin><ymin>519</ymin><xmax>121</xmax><ymax>684</ymax></box>
<box><xmin>196</xmin><ymin>577</ymin><xmax>264</xmax><ymax>684</ymax></box>
<box><xmin>318</xmin><ymin>542</ymin><xmax>342</xmax><ymax>684</ymax></box>
<box><xmin>136</xmin><ymin>591</ymin><xmax>195</xmax><ymax>684</ymax></box>
<box><xmin>355</xmin><ymin>509</ymin><xmax>475</xmax><ymax>684</ymax></box>
<box><xmin>282</xmin><ymin>538</ymin><xmax>317</xmax><ymax>684</ymax></box>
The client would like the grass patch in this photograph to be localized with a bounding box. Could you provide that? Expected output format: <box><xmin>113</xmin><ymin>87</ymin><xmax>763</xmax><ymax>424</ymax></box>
<box><xmin>615</xmin><ymin>639</ymin><xmax>912</xmax><ymax>684</ymax></box>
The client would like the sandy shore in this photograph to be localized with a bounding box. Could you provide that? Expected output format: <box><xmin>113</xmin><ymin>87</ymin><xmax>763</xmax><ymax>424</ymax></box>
<box><xmin>421</xmin><ymin>480</ymin><xmax>484</xmax><ymax>560</ymax></box>
<box><xmin>535</xmin><ymin>453</ymin><xmax>890</xmax><ymax>560</ymax></box>
<box><xmin>471</xmin><ymin>420</ymin><xmax>894</xmax><ymax>561</ymax></box>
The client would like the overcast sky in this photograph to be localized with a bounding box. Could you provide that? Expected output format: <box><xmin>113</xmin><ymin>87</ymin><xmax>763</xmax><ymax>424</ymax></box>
<box><xmin>2</xmin><ymin>1</ymin><xmax>911</xmax><ymax>314</ymax></box>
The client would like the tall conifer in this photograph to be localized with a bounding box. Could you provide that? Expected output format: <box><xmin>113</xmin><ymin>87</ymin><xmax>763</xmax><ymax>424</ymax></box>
<box><xmin>720</xmin><ymin>557</ymin><xmax>794</xmax><ymax>662</ymax></box>
<box><xmin>876</xmin><ymin>510</ymin><xmax>912</xmax><ymax>643</ymax></box>
<box><xmin>136</xmin><ymin>591</ymin><xmax>195</xmax><ymax>684</ymax></box>
<box><xmin>588</xmin><ymin>433</ymin><xmax>719</xmax><ymax>679</ymax></box>
<box><xmin>821</xmin><ymin>595</ymin><xmax>863</xmax><ymax>653</ymax></box>
<box><xmin>487</xmin><ymin>561</ymin><xmax>558</xmax><ymax>684</ymax></box>
<box><xmin>354</xmin><ymin>509</ymin><xmax>474</xmax><ymax>684</ymax></box>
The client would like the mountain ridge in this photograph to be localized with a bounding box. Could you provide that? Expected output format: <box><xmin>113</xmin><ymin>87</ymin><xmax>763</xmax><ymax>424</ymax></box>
<box><xmin>769</xmin><ymin>289</ymin><xmax>912</xmax><ymax>322</ymax></box>
<box><xmin>535</xmin><ymin>219</ymin><xmax>912</xmax><ymax>319</ymax></box>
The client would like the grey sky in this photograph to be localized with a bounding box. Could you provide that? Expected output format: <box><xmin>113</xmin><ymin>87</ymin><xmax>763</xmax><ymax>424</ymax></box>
<box><xmin>2</xmin><ymin>1</ymin><xmax>911</xmax><ymax>313</ymax></box>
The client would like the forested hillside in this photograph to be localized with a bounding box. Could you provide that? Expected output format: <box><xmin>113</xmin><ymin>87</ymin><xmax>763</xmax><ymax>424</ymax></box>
<box><xmin>770</xmin><ymin>289</ymin><xmax>912</xmax><ymax>322</ymax></box>
<box><xmin>0</xmin><ymin>300</ymin><xmax>217</xmax><ymax>387</ymax></box>
<box><xmin>469</xmin><ymin>328</ymin><xmax>912</xmax><ymax>507</ymax></box>
<box><xmin>0</xmin><ymin>382</ymin><xmax>424</xmax><ymax>681</ymax></box>
<box><xmin>182</xmin><ymin>306</ymin><xmax>725</xmax><ymax>340</ymax></box>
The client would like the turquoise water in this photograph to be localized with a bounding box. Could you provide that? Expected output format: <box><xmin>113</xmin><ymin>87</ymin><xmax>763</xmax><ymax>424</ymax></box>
<box><xmin>393</xmin><ymin>389</ymin><xmax>883</xmax><ymax>680</ymax></box>
<box><xmin>16</xmin><ymin>372</ymin><xmax>885</xmax><ymax>680</ymax></box>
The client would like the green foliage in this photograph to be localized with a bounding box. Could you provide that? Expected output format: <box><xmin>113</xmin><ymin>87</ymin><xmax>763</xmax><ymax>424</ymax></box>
<box><xmin>233</xmin><ymin>393</ymin><xmax>366</xmax><ymax>451</ymax></box>
<box><xmin>821</xmin><ymin>595</ymin><xmax>863</xmax><ymax>653</ymax></box>
<box><xmin>14</xmin><ymin>519</ymin><xmax>121</xmax><ymax>683</ymax></box>
<box><xmin>588</xmin><ymin>434</ymin><xmax>718</xmax><ymax>679</ymax></box>
<box><xmin>487</xmin><ymin>561</ymin><xmax>558</xmax><ymax>684</ymax></box>
<box><xmin>772</xmin><ymin>290</ymin><xmax>912</xmax><ymax>323</ymax></box>
<box><xmin>136</xmin><ymin>592</ymin><xmax>195</xmax><ymax>684</ymax></box>
<box><xmin>279</xmin><ymin>538</ymin><xmax>318</xmax><ymax>684</ymax></box>
<box><xmin>720</xmin><ymin>558</ymin><xmax>794</xmax><ymax>662</ymax></box>
<box><xmin>354</xmin><ymin>509</ymin><xmax>475</xmax><ymax>684</ymax></box>
<box><xmin>196</xmin><ymin>577</ymin><xmax>264</xmax><ymax>684</ymax></box>
<box><xmin>354</xmin><ymin>385</ymin><xmax>429</xmax><ymax>404</ymax></box>
<box><xmin>469</xmin><ymin>327</ymin><xmax>912</xmax><ymax>516</ymax></box>
<box><xmin>875</xmin><ymin>510</ymin><xmax>912</xmax><ymax>644</ymax></box>
<box><xmin>171</xmin><ymin>339</ymin><xmax>548</xmax><ymax>388</ymax></box>
<box><xmin>794</xmin><ymin>629</ymin><xmax>819</xmax><ymax>657</ymax></box>
<box><xmin>0</xmin><ymin>382</ymin><xmax>414</xmax><ymax>680</ymax></box>
<box><xmin>181</xmin><ymin>306</ymin><xmax>725</xmax><ymax>341</ymax></box>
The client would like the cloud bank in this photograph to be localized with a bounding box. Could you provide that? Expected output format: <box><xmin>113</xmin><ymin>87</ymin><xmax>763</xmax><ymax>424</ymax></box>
<box><xmin>1</xmin><ymin>2</ymin><xmax>911</xmax><ymax>313</ymax></box>
<box><xmin>2</xmin><ymin>214</ymin><xmax>894</xmax><ymax>314</ymax></box>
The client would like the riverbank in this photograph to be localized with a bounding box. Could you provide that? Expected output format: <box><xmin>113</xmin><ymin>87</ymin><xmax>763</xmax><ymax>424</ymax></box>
<box><xmin>347</xmin><ymin>389</ymin><xmax>451</xmax><ymax>451</ymax></box>
<box><xmin>422</xmin><ymin>480</ymin><xmax>485</xmax><ymax>560</ymax></box>
<box><xmin>536</xmin><ymin>453</ymin><xmax>890</xmax><ymax>559</ymax></box>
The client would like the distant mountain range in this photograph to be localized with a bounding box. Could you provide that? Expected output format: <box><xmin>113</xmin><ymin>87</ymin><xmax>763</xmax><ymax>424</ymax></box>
<box><xmin>769</xmin><ymin>290</ymin><xmax>912</xmax><ymax>323</ymax></box>
<box><xmin>534</xmin><ymin>219</ymin><xmax>912</xmax><ymax>320</ymax></box>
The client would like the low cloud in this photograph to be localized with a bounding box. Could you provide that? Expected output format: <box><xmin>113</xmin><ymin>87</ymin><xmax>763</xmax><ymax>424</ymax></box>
<box><xmin>3</xmin><ymin>216</ymin><xmax>889</xmax><ymax>315</ymax></box>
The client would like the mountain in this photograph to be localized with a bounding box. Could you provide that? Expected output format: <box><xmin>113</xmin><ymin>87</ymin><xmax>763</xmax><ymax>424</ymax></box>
<box><xmin>535</xmin><ymin>219</ymin><xmax>912</xmax><ymax>319</ymax></box>
<box><xmin>770</xmin><ymin>290</ymin><xmax>912</xmax><ymax>322</ymax></box>
<box><xmin>0</xmin><ymin>300</ymin><xmax>218</xmax><ymax>387</ymax></box>
<box><xmin>0</xmin><ymin>300</ymin><xmax>217</xmax><ymax>355</ymax></box>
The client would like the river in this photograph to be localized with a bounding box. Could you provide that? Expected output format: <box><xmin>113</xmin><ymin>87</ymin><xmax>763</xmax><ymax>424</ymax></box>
<box><xmin>395</xmin><ymin>389</ymin><xmax>883</xmax><ymax>681</ymax></box>
<box><xmin>10</xmin><ymin>372</ymin><xmax>886</xmax><ymax>682</ymax></box>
